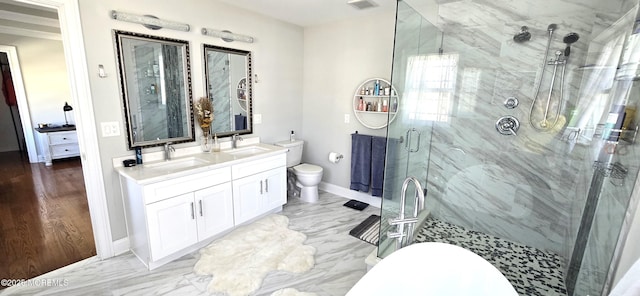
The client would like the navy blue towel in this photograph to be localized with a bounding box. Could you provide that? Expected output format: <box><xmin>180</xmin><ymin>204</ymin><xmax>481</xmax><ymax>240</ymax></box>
<box><xmin>350</xmin><ymin>133</ymin><xmax>372</xmax><ymax>192</ymax></box>
<box><xmin>371</xmin><ymin>136</ymin><xmax>387</xmax><ymax>197</ymax></box>
<box><xmin>235</xmin><ymin>114</ymin><xmax>247</xmax><ymax>130</ymax></box>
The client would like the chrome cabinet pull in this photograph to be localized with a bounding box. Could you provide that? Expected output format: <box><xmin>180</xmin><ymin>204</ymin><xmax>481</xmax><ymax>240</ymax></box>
<box><xmin>190</xmin><ymin>202</ymin><xmax>195</xmax><ymax>219</ymax></box>
<box><xmin>260</xmin><ymin>180</ymin><xmax>263</xmax><ymax>194</ymax></box>
<box><xmin>265</xmin><ymin>179</ymin><xmax>269</xmax><ymax>193</ymax></box>
<box><xmin>199</xmin><ymin>200</ymin><xmax>203</xmax><ymax>216</ymax></box>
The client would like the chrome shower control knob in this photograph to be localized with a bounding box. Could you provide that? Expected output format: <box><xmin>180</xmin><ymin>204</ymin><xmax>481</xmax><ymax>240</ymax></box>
<box><xmin>496</xmin><ymin>116</ymin><xmax>520</xmax><ymax>136</ymax></box>
<box><xmin>504</xmin><ymin>97</ymin><xmax>519</xmax><ymax>109</ymax></box>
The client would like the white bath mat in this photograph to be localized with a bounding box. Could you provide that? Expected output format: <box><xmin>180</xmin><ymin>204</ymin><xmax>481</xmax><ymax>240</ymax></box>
<box><xmin>194</xmin><ymin>214</ymin><xmax>316</xmax><ymax>296</ymax></box>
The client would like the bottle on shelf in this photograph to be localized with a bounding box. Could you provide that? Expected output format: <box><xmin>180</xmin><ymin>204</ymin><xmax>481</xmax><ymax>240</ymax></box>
<box><xmin>365</xmin><ymin>87</ymin><xmax>370</xmax><ymax>95</ymax></box>
<box><xmin>358</xmin><ymin>97</ymin><xmax>365</xmax><ymax>111</ymax></box>
<box><xmin>382</xmin><ymin>99</ymin><xmax>388</xmax><ymax>112</ymax></box>
<box><xmin>152</xmin><ymin>61</ymin><xmax>159</xmax><ymax>77</ymax></box>
<box><xmin>374</xmin><ymin>80</ymin><xmax>380</xmax><ymax>96</ymax></box>
<box><xmin>377</xmin><ymin>98</ymin><xmax>382</xmax><ymax>112</ymax></box>
<box><xmin>146</xmin><ymin>61</ymin><xmax>153</xmax><ymax>77</ymax></box>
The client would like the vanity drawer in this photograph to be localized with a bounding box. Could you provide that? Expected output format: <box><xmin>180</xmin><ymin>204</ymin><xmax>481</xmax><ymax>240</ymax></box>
<box><xmin>51</xmin><ymin>144</ymin><xmax>80</xmax><ymax>158</ymax></box>
<box><xmin>144</xmin><ymin>166</ymin><xmax>232</xmax><ymax>204</ymax></box>
<box><xmin>49</xmin><ymin>131</ymin><xmax>78</xmax><ymax>145</ymax></box>
<box><xmin>231</xmin><ymin>153</ymin><xmax>286</xmax><ymax>179</ymax></box>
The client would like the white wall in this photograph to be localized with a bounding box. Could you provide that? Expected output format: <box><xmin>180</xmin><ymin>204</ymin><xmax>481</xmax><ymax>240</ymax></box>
<box><xmin>0</xmin><ymin>34</ymin><xmax>71</xmax><ymax>156</ymax></box>
<box><xmin>301</xmin><ymin>10</ymin><xmax>395</xmax><ymax>188</ymax></box>
<box><xmin>77</xmin><ymin>0</ymin><xmax>304</xmax><ymax>240</ymax></box>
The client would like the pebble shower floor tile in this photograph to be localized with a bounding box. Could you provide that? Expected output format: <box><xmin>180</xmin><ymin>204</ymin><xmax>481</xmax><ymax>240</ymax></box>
<box><xmin>414</xmin><ymin>218</ymin><xmax>568</xmax><ymax>296</ymax></box>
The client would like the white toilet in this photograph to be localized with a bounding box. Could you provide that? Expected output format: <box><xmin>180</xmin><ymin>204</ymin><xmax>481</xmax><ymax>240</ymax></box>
<box><xmin>274</xmin><ymin>140</ymin><xmax>323</xmax><ymax>203</ymax></box>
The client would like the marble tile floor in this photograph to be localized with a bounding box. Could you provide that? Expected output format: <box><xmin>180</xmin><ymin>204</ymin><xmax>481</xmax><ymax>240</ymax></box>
<box><xmin>1</xmin><ymin>191</ymin><xmax>379</xmax><ymax>296</ymax></box>
<box><xmin>415</xmin><ymin>218</ymin><xmax>568</xmax><ymax>296</ymax></box>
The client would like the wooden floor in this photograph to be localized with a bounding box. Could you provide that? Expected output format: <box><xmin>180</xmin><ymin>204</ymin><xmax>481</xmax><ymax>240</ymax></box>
<box><xmin>0</xmin><ymin>151</ymin><xmax>95</xmax><ymax>287</ymax></box>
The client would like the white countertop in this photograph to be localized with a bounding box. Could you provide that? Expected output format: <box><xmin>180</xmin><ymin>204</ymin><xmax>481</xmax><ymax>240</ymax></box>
<box><xmin>114</xmin><ymin>141</ymin><xmax>287</xmax><ymax>185</ymax></box>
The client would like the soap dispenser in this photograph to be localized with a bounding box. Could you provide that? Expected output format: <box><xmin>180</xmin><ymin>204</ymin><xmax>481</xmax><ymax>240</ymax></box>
<box><xmin>290</xmin><ymin>130</ymin><xmax>295</xmax><ymax>141</ymax></box>
<box><xmin>212</xmin><ymin>134</ymin><xmax>220</xmax><ymax>152</ymax></box>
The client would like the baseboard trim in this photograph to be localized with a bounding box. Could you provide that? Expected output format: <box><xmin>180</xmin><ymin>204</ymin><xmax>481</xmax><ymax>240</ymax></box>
<box><xmin>112</xmin><ymin>237</ymin><xmax>130</xmax><ymax>256</ymax></box>
<box><xmin>319</xmin><ymin>182</ymin><xmax>381</xmax><ymax>208</ymax></box>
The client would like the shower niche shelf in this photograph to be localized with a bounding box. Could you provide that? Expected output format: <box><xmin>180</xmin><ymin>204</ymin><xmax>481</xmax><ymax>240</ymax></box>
<box><xmin>352</xmin><ymin>78</ymin><xmax>399</xmax><ymax>129</ymax></box>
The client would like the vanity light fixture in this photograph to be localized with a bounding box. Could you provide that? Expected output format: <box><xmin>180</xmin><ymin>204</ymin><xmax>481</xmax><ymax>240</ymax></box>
<box><xmin>111</xmin><ymin>10</ymin><xmax>190</xmax><ymax>32</ymax></box>
<box><xmin>201</xmin><ymin>28</ymin><xmax>254</xmax><ymax>43</ymax></box>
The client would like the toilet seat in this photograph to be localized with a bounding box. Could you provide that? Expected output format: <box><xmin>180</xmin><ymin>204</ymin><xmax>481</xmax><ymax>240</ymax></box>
<box><xmin>293</xmin><ymin>163</ymin><xmax>323</xmax><ymax>175</ymax></box>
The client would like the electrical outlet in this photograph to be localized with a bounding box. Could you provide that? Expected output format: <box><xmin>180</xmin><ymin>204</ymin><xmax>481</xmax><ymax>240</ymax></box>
<box><xmin>101</xmin><ymin>121</ymin><xmax>120</xmax><ymax>137</ymax></box>
<box><xmin>254</xmin><ymin>114</ymin><xmax>262</xmax><ymax>124</ymax></box>
<box><xmin>344</xmin><ymin>114</ymin><xmax>350</xmax><ymax>123</ymax></box>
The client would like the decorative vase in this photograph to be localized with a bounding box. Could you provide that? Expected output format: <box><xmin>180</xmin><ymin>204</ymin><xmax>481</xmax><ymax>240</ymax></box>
<box><xmin>201</xmin><ymin>134</ymin><xmax>212</xmax><ymax>152</ymax></box>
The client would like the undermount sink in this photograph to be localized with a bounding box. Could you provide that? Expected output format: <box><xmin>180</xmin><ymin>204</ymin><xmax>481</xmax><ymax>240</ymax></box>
<box><xmin>223</xmin><ymin>146</ymin><xmax>270</xmax><ymax>157</ymax></box>
<box><xmin>144</xmin><ymin>156</ymin><xmax>209</xmax><ymax>171</ymax></box>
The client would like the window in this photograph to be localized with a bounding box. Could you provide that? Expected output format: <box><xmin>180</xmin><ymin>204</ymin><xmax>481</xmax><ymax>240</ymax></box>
<box><xmin>404</xmin><ymin>53</ymin><xmax>459</xmax><ymax>122</ymax></box>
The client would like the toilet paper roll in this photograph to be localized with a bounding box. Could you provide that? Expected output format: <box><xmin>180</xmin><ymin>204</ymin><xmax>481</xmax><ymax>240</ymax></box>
<box><xmin>328</xmin><ymin>152</ymin><xmax>343</xmax><ymax>163</ymax></box>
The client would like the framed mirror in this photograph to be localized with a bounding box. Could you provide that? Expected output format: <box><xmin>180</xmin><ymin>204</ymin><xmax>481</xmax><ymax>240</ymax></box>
<box><xmin>113</xmin><ymin>30</ymin><xmax>194</xmax><ymax>149</ymax></box>
<box><xmin>203</xmin><ymin>44</ymin><xmax>252</xmax><ymax>138</ymax></box>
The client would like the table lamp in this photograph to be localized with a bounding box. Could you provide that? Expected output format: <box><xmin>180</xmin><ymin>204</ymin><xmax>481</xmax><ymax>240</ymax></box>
<box><xmin>63</xmin><ymin>102</ymin><xmax>74</xmax><ymax>127</ymax></box>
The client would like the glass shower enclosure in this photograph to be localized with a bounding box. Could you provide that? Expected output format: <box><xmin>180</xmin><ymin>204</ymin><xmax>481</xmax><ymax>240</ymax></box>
<box><xmin>379</xmin><ymin>0</ymin><xmax>640</xmax><ymax>295</ymax></box>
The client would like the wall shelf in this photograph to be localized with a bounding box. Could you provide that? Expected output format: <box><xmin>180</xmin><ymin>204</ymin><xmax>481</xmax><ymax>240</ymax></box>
<box><xmin>352</xmin><ymin>78</ymin><xmax>399</xmax><ymax>129</ymax></box>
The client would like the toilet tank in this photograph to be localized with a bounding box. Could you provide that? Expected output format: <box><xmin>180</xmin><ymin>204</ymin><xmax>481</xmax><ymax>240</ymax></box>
<box><xmin>274</xmin><ymin>140</ymin><xmax>304</xmax><ymax>167</ymax></box>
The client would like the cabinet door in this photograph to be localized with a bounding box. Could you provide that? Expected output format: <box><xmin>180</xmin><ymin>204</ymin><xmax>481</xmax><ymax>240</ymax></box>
<box><xmin>146</xmin><ymin>193</ymin><xmax>198</xmax><ymax>261</ymax></box>
<box><xmin>262</xmin><ymin>168</ymin><xmax>286</xmax><ymax>211</ymax></box>
<box><xmin>232</xmin><ymin>173</ymin><xmax>263</xmax><ymax>225</ymax></box>
<box><xmin>232</xmin><ymin>167</ymin><xmax>287</xmax><ymax>225</ymax></box>
<box><xmin>195</xmin><ymin>182</ymin><xmax>234</xmax><ymax>240</ymax></box>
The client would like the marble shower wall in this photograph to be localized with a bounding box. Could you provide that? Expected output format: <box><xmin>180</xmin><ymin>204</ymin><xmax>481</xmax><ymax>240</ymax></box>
<box><xmin>385</xmin><ymin>0</ymin><xmax>634</xmax><ymax>267</ymax></box>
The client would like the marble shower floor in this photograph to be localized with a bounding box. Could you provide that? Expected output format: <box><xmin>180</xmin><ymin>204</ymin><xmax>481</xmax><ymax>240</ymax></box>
<box><xmin>1</xmin><ymin>191</ymin><xmax>379</xmax><ymax>296</ymax></box>
<box><xmin>415</xmin><ymin>218</ymin><xmax>568</xmax><ymax>296</ymax></box>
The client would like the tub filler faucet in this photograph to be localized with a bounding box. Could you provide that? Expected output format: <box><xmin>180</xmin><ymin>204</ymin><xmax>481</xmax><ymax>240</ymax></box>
<box><xmin>387</xmin><ymin>176</ymin><xmax>425</xmax><ymax>250</ymax></box>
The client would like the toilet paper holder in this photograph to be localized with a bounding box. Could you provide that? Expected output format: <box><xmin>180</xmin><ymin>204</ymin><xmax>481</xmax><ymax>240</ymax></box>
<box><xmin>328</xmin><ymin>152</ymin><xmax>343</xmax><ymax>163</ymax></box>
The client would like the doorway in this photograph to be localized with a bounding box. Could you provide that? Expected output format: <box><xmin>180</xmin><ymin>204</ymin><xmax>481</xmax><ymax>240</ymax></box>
<box><xmin>0</xmin><ymin>1</ymin><xmax>96</xmax><ymax>286</ymax></box>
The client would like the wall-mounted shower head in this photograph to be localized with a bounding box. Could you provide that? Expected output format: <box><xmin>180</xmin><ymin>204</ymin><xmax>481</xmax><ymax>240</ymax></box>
<box><xmin>563</xmin><ymin>32</ymin><xmax>580</xmax><ymax>57</ymax></box>
<box><xmin>547</xmin><ymin>24</ymin><xmax>558</xmax><ymax>32</ymax></box>
<box><xmin>513</xmin><ymin>26</ymin><xmax>531</xmax><ymax>43</ymax></box>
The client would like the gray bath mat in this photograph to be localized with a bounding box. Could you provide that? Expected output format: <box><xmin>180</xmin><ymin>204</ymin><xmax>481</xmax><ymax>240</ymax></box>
<box><xmin>349</xmin><ymin>214</ymin><xmax>380</xmax><ymax>246</ymax></box>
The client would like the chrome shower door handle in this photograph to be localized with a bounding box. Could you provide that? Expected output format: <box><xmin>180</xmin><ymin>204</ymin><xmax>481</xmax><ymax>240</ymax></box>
<box><xmin>405</xmin><ymin>128</ymin><xmax>421</xmax><ymax>152</ymax></box>
<box><xmin>496</xmin><ymin>116</ymin><xmax>520</xmax><ymax>136</ymax></box>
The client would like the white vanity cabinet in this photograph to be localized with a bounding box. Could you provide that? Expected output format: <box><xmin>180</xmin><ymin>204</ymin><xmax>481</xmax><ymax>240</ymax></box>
<box><xmin>120</xmin><ymin>167</ymin><xmax>234</xmax><ymax>269</ymax></box>
<box><xmin>117</xmin><ymin>145</ymin><xmax>288</xmax><ymax>270</ymax></box>
<box><xmin>232</xmin><ymin>154</ymin><xmax>286</xmax><ymax>225</ymax></box>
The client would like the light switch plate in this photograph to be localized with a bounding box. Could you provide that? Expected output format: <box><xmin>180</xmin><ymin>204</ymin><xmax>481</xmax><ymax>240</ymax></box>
<box><xmin>254</xmin><ymin>114</ymin><xmax>262</xmax><ymax>124</ymax></box>
<box><xmin>101</xmin><ymin>121</ymin><xmax>120</xmax><ymax>137</ymax></box>
<box><xmin>344</xmin><ymin>114</ymin><xmax>350</xmax><ymax>123</ymax></box>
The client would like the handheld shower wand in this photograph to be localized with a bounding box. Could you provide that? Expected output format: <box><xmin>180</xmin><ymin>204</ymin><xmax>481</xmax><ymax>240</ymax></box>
<box><xmin>529</xmin><ymin>24</ymin><xmax>558</xmax><ymax>130</ymax></box>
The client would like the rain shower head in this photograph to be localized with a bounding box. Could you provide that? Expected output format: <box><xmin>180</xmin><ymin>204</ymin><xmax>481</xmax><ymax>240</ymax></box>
<box><xmin>564</xmin><ymin>32</ymin><xmax>580</xmax><ymax>44</ymax></box>
<box><xmin>563</xmin><ymin>32</ymin><xmax>580</xmax><ymax>57</ymax></box>
<box><xmin>513</xmin><ymin>26</ymin><xmax>531</xmax><ymax>43</ymax></box>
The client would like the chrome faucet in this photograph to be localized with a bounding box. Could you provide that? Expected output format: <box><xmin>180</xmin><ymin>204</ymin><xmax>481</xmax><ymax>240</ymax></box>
<box><xmin>387</xmin><ymin>176</ymin><xmax>425</xmax><ymax>250</ymax></box>
<box><xmin>164</xmin><ymin>142</ymin><xmax>175</xmax><ymax>161</ymax></box>
<box><xmin>231</xmin><ymin>134</ymin><xmax>243</xmax><ymax>149</ymax></box>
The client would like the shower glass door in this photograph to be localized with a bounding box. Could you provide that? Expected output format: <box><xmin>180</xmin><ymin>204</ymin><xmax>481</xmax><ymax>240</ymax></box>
<box><xmin>379</xmin><ymin>0</ymin><xmax>640</xmax><ymax>295</ymax></box>
<box><xmin>377</xmin><ymin>0</ymin><xmax>442</xmax><ymax>259</ymax></box>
